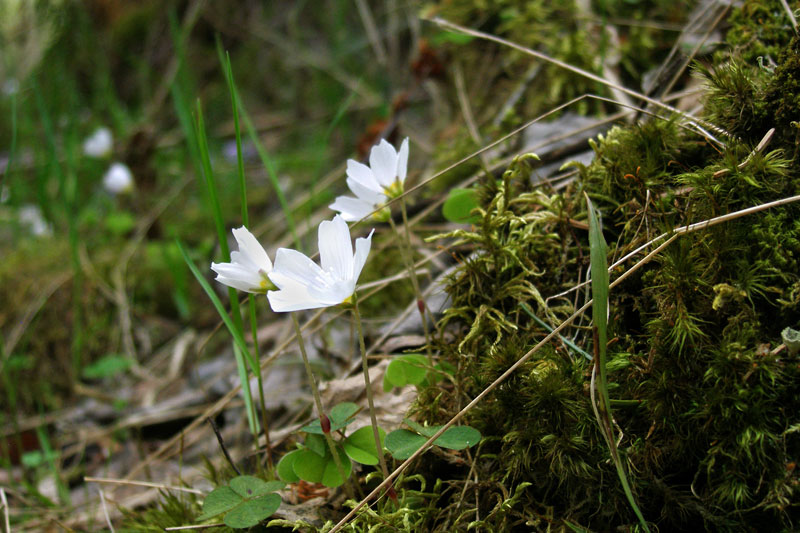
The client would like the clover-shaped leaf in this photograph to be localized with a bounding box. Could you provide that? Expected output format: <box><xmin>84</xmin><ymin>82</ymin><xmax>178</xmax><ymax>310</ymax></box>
<box><xmin>385</xmin><ymin>420</ymin><xmax>482</xmax><ymax>460</ymax></box>
<box><xmin>291</xmin><ymin>443</ymin><xmax>352</xmax><ymax>487</ymax></box>
<box><xmin>301</xmin><ymin>402</ymin><xmax>359</xmax><ymax>434</ymax></box>
<box><xmin>197</xmin><ymin>475</ymin><xmax>284</xmax><ymax>528</ymax></box>
<box><xmin>343</xmin><ymin>426</ymin><xmax>386</xmax><ymax>465</ymax></box>
<box><xmin>442</xmin><ymin>187</ymin><xmax>479</xmax><ymax>224</ymax></box>
<box><xmin>277</xmin><ymin>449</ymin><xmax>302</xmax><ymax>483</ymax></box>
<box><xmin>383</xmin><ymin>354</ymin><xmax>429</xmax><ymax>391</ymax></box>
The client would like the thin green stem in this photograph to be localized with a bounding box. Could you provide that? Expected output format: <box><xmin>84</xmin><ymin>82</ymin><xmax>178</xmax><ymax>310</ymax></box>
<box><xmin>250</xmin><ymin>296</ymin><xmax>273</xmax><ymax>471</ymax></box>
<box><xmin>351</xmin><ymin>293</ymin><xmax>389</xmax><ymax>480</ymax></box>
<box><xmin>394</xmin><ymin>198</ymin><xmax>434</xmax><ymax>364</ymax></box>
<box><xmin>291</xmin><ymin>313</ymin><xmax>352</xmax><ymax>497</ymax></box>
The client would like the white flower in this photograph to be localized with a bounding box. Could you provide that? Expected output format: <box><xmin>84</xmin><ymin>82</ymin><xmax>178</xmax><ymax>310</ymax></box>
<box><xmin>211</xmin><ymin>227</ymin><xmax>277</xmax><ymax>294</ymax></box>
<box><xmin>267</xmin><ymin>214</ymin><xmax>373</xmax><ymax>312</ymax></box>
<box><xmin>102</xmin><ymin>162</ymin><xmax>134</xmax><ymax>194</ymax></box>
<box><xmin>83</xmin><ymin>127</ymin><xmax>113</xmax><ymax>158</ymax></box>
<box><xmin>18</xmin><ymin>204</ymin><xmax>51</xmax><ymax>237</ymax></box>
<box><xmin>329</xmin><ymin>137</ymin><xmax>409</xmax><ymax>222</ymax></box>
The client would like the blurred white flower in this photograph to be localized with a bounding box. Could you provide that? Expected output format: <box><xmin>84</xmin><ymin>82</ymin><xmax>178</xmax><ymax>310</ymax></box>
<box><xmin>83</xmin><ymin>127</ymin><xmax>113</xmax><ymax>158</ymax></box>
<box><xmin>102</xmin><ymin>162</ymin><xmax>133</xmax><ymax>195</ymax></box>
<box><xmin>2</xmin><ymin>78</ymin><xmax>19</xmax><ymax>96</ymax></box>
<box><xmin>18</xmin><ymin>204</ymin><xmax>51</xmax><ymax>237</ymax></box>
<box><xmin>329</xmin><ymin>137</ymin><xmax>408</xmax><ymax>222</ymax></box>
<box><xmin>267</xmin><ymin>214</ymin><xmax>373</xmax><ymax>312</ymax></box>
<box><xmin>211</xmin><ymin>227</ymin><xmax>277</xmax><ymax>294</ymax></box>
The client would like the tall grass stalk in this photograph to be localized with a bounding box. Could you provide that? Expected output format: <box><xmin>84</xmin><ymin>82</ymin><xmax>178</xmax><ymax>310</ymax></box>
<box><xmin>213</xmin><ymin>39</ymin><xmax>300</xmax><ymax>251</ymax></box>
<box><xmin>176</xmin><ymin>240</ymin><xmax>258</xmax><ymax>442</ymax></box>
<box><xmin>192</xmin><ymin>102</ymin><xmax>260</xmax><ymax>440</ymax></box>
<box><xmin>223</xmin><ymin>51</ymin><xmax>273</xmax><ymax>468</ymax></box>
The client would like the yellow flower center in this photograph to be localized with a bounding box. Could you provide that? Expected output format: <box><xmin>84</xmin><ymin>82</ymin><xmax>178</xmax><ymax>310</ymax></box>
<box><xmin>382</xmin><ymin>180</ymin><xmax>404</xmax><ymax>199</ymax></box>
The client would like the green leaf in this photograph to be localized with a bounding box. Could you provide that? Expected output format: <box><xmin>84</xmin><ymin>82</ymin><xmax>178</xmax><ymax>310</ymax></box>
<box><xmin>405</xmin><ymin>420</ymin><xmax>482</xmax><ymax>450</ymax></box>
<box><xmin>81</xmin><ymin>354</ymin><xmax>133</xmax><ymax>380</ymax></box>
<box><xmin>343</xmin><ymin>426</ymin><xmax>386</xmax><ymax>465</ymax></box>
<box><xmin>292</xmin><ymin>445</ymin><xmax>351</xmax><ymax>487</ymax></box>
<box><xmin>384</xmin><ymin>354</ymin><xmax>429</xmax><ymax>390</ymax></box>
<box><xmin>198</xmin><ymin>477</ymin><xmax>284</xmax><ymax>527</ymax></box>
<box><xmin>197</xmin><ymin>486</ymin><xmax>240</xmax><ymax>521</ymax></box>
<box><xmin>429</xmin><ymin>426</ymin><xmax>482</xmax><ymax>450</ymax></box>
<box><xmin>301</xmin><ymin>402</ymin><xmax>359</xmax><ymax>434</ymax></box>
<box><xmin>442</xmin><ymin>187</ymin><xmax>479</xmax><ymax>223</ymax></box>
<box><xmin>291</xmin><ymin>448</ymin><xmax>327</xmax><ymax>484</ymax></box>
<box><xmin>224</xmin><ymin>493</ymin><xmax>281</xmax><ymax>529</ymax></box>
<box><xmin>385</xmin><ymin>429</ymin><xmax>427</xmax><ymax>460</ymax></box>
<box><xmin>304</xmin><ymin>433</ymin><xmax>326</xmax><ymax>457</ymax></box>
<box><xmin>229</xmin><ymin>476</ymin><xmax>284</xmax><ymax>499</ymax></box>
<box><xmin>276</xmin><ymin>449</ymin><xmax>302</xmax><ymax>483</ymax></box>
<box><xmin>386</xmin><ymin>422</ymin><xmax>482</xmax><ymax>460</ymax></box>
<box><xmin>321</xmin><ymin>447</ymin><xmax>352</xmax><ymax>487</ymax></box>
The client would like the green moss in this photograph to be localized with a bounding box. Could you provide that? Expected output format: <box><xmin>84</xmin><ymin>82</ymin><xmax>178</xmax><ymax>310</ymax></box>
<box><xmin>403</xmin><ymin>2</ymin><xmax>800</xmax><ymax>530</ymax></box>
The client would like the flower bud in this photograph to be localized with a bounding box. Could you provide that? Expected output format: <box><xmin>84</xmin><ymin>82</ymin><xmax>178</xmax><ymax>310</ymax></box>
<box><xmin>320</xmin><ymin>413</ymin><xmax>331</xmax><ymax>434</ymax></box>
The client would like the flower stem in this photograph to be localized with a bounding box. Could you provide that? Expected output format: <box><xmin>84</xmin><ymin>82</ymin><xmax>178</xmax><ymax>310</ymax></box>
<box><xmin>249</xmin><ymin>295</ymin><xmax>273</xmax><ymax>471</ymax></box>
<box><xmin>390</xmin><ymin>198</ymin><xmax>434</xmax><ymax>365</ymax></box>
<box><xmin>290</xmin><ymin>313</ymin><xmax>352</xmax><ymax>496</ymax></box>
<box><xmin>351</xmin><ymin>293</ymin><xmax>389</xmax><ymax>480</ymax></box>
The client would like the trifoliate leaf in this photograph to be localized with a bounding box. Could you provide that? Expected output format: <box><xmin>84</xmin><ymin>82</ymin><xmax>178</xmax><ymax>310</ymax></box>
<box><xmin>384</xmin><ymin>354</ymin><xmax>429</xmax><ymax>390</ymax></box>
<box><xmin>224</xmin><ymin>493</ymin><xmax>281</xmax><ymax>529</ymax></box>
<box><xmin>343</xmin><ymin>426</ymin><xmax>386</xmax><ymax>465</ymax></box>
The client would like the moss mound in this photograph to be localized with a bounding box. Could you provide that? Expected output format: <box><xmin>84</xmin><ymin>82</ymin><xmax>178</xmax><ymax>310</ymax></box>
<box><xmin>412</xmin><ymin>3</ymin><xmax>800</xmax><ymax>531</ymax></box>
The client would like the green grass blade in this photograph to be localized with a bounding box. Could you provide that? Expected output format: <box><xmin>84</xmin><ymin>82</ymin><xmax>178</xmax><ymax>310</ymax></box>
<box><xmin>586</xmin><ymin>194</ymin><xmax>649</xmax><ymax>532</ymax></box>
<box><xmin>213</xmin><ymin>41</ymin><xmax>299</xmax><ymax>250</ymax></box>
<box><xmin>176</xmin><ymin>240</ymin><xmax>259</xmax><ymax>434</ymax></box>
<box><xmin>176</xmin><ymin>240</ymin><xmax>253</xmax><ymax>368</ymax></box>
<box><xmin>518</xmin><ymin>302</ymin><xmax>592</xmax><ymax>361</ymax></box>
<box><xmin>4</xmin><ymin>90</ymin><xmax>18</xmax><ymax>193</ymax></box>
<box><xmin>233</xmin><ymin>342</ymin><xmax>259</xmax><ymax>435</ymax></box>
<box><xmin>221</xmin><ymin>50</ymin><xmax>249</xmax><ymax>228</ymax></box>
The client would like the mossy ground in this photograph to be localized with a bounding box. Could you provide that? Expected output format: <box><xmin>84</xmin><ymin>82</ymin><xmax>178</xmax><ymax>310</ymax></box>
<box><xmin>402</xmin><ymin>1</ymin><xmax>800</xmax><ymax>531</ymax></box>
<box><xmin>4</xmin><ymin>0</ymin><xmax>800</xmax><ymax>531</ymax></box>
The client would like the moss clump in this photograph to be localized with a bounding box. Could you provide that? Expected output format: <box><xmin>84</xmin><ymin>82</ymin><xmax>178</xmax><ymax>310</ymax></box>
<box><xmin>406</xmin><ymin>2</ymin><xmax>800</xmax><ymax>531</ymax></box>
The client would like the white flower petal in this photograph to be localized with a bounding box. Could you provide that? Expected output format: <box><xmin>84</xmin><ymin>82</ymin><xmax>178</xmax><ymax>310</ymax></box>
<box><xmin>103</xmin><ymin>162</ymin><xmax>134</xmax><ymax>194</ymax></box>
<box><xmin>307</xmin><ymin>279</ymin><xmax>353</xmax><ymax>306</ymax></box>
<box><xmin>352</xmin><ymin>229</ymin><xmax>374</xmax><ymax>283</ymax></box>
<box><xmin>346</xmin><ymin>160</ymin><xmax>381</xmax><ymax>193</ymax></box>
<box><xmin>215</xmin><ymin>275</ymin><xmax>261</xmax><ymax>293</ymax></box>
<box><xmin>83</xmin><ymin>127</ymin><xmax>113</xmax><ymax>158</ymax></box>
<box><xmin>319</xmin><ymin>215</ymin><xmax>353</xmax><ymax>280</ymax></box>
<box><xmin>232</xmin><ymin>227</ymin><xmax>272</xmax><ymax>271</ymax></box>
<box><xmin>211</xmin><ymin>262</ymin><xmax>262</xmax><ymax>292</ymax></box>
<box><xmin>369</xmin><ymin>139</ymin><xmax>398</xmax><ymax>188</ymax></box>
<box><xmin>346</xmin><ymin>177</ymin><xmax>385</xmax><ymax>203</ymax></box>
<box><xmin>330</xmin><ymin>195</ymin><xmax>377</xmax><ymax>221</ymax></box>
<box><xmin>270</xmin><ymin>248</ymin><xmax>327</xmax><ymax>292</ymax></box>
<box><xmin>210</xmin><ymin>226</ymin><xmax>275</xmax><ymax>294</ymax></box>
<box><xmin>396</xmin><ymin>137</ymin><xmax>409</xmax><ymax>184</ymax></box>
<box><xmin>267</xmin><ymin>274</ymin><xmax>324</xmax><ymax>312</ymax></box>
